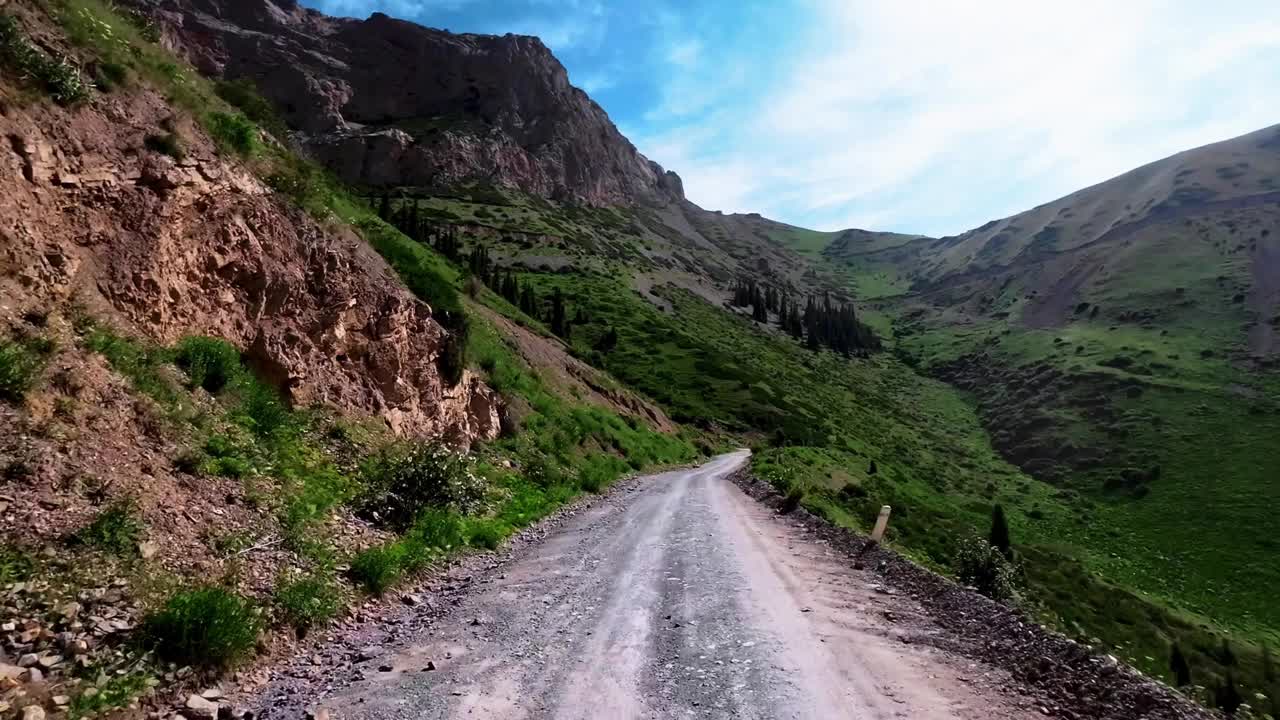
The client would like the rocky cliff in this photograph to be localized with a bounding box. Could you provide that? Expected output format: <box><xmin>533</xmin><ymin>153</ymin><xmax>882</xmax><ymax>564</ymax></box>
<box><xmin>128</xmin><ymin>0</ymin><xmax>684</xmax><ymax>207</ymax></box>
<box><xmin>0</xmin><ymin>66</ymin><xmax>499</xmax><ymax>443</ymax></box>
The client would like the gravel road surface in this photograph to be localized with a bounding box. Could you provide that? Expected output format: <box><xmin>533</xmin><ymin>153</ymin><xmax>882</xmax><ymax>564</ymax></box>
<box><xmin>298</xmin><ymin>451</ymin><xmax>1040</xmax><ymax>719</ymax></box>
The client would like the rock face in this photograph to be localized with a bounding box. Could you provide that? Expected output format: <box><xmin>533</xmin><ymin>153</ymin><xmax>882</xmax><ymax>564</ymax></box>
<box><xmin>130</xmin><ymin>0</ymin><xmax>684</xmax><ymax>207</ymax></box>
<box><xmin>0</xmin><ymin>75</ymin><xmax>498</xmax><ymax>445</ymax></box>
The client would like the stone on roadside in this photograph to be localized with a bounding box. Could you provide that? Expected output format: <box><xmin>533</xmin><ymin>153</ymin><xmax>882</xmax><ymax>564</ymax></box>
<box><xmin>184</xmin><ymin>693</ymin><xmax>220</xmax><ymax>720</ymax></box>
<box><xmin>22</xmin><ymin>706</ymin><xmax>46</xmax><ymax>720</ymax></box>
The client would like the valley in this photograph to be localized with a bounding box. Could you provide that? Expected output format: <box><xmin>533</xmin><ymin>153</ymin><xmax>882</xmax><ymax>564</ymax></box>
<box><xmin>0</xmin><ymin>0</ymin><xmax>1277</xmax><ymax>718</ymax></box>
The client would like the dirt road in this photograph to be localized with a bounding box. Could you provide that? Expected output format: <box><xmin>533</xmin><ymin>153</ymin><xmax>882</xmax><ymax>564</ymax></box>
<box><xmin>300</xmin><ymin>452</ymin><xmax>1038</xmax><ymax>719</ymax></box>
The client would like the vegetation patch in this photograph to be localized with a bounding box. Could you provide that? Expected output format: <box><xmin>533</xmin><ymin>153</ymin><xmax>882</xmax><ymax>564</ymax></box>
<box><xmin>144</xmin><ymin>131</ymin><xmax>184</xmax><ymax>159</ymax></box>
<box><xmin>72</xmin><ymin>499</ymin><xmax>143</xmax><ymax>555</ymax></box>
<box><xmin>67</xmin><ymin>671</ymin><xmax>154</xmax><ymax>720</ymax></box>
<box><xmin>0</xmin><ymin>336</ymin><xmax>50</xmax><ymax>402</ymax></box>
<box><xmin>204</xmin><ymin>110</ymin><xmax>258</xmax><ymax>156</ymax></box>
<box><xmin>0</xmin><ymin>543</ymin><xmax>35</xmax><ymax>584</ymax></box>
<box><xmin>274</xmin><ymin>572</ymin><xmax>342</xmax><ymax>633</ymax></box>
<box><xmin>0</xmin><ymin>13</ymin><xmax>89</xmax><ymax>104</ymax></box>
<box><xmin>359</xmin><ymin>443</ymin><xmax>486</xmax><ymax>532</ymax></box>
<box><xmin>143</xmin><ymin>586</ymin><xmax>260</xmax><ymax>669</ymax></box>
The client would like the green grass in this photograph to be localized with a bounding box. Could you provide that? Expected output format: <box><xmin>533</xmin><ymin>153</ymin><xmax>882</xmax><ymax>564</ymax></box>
<box><xmin>0</xmin><ymin>337</ymin><xmax>49</xmax><ymax>402</ymax></box>
<box><xmin>274</xmin><ymin>572</ymin><xmax>342</xmax><ymax>633</ymax></box>
<box><xmin>73</xmin><ymin>499</ymin><xmax>143</xmax><ymax>555</ymax></box>
<box><xmin>81</xmin><ymin>325</ymin><xmax>356</xmax><ymax>552</ymax></box>
<box><xmin>143</xmin><ymin>586</ymin><xmax>260</xmax><ymax>669</ymax></box>
<box><xmin>0</xmin><ymin>543</ymin><xmax>35</xmax><ymax>584</ymax></box>
<box><xmin>205</xmin><ymin>110</ymin><xmax>258</xmax><ymax>156</ymax></box>
<box><xmin>67</xmin><ymin>671</ymin><xmax>154</xmax><ymax>720</ymax></box>
<box><xmin>0</xmin><ymin>12</ymin><xmax>89</xmax><ymax>104</ymax></box>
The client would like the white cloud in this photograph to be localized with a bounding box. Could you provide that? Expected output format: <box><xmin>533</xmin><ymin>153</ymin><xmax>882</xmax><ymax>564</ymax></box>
<box><xmin>574</xmin><ymin>69</ymin><xmax>617</xmax><ymax>94</ymax></box>
<box><xmin>635</xmin><ymin>0</ymin><xmax>1280</xmax><ymax>235</ymax></box>
<box><xmin>665</xmin><ymin>39</ymin><xmax>701</xmax><ymax>68</ymax></box>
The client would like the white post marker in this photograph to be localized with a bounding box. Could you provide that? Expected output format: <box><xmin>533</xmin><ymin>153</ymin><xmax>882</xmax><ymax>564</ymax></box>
<box><xmin>869</xmin><ymin>505</ymin><xmax>892</xmax><ymax>543</ymax></box>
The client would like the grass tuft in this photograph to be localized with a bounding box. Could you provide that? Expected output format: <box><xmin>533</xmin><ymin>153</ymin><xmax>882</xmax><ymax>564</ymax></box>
<box><xmin>205</xmin><ymin>111</ymin><xmax>258</xmax><ymax>156</ymax></box>
<box><xmin>0</xmin><ymin>543</ymin><xmax>35</xmax><ymax>584</ymax></box>
<box><xmin>143</xmin><ymin>586</ymin><xmax>260</xmax><ymax>668</ymax></box>
<box><xmin>0</xmin><ymin>338</ymin><xmax>47</xmax><ymax>402</ymax></box>
<box><xmin>348</xmin><ymin>544</ymin><xmax>407</xmax><ymax>595</ymax></box>
<box><xmin>73</xmin><ymin>499</ymin><xmax>142</xmax><ymax>555</ymax></box>
<box><xmin>174</xmin><ymin>336</ymin><xmax>241</xmax><ymax>393</ymax></box>
<box><xmin>274</xmin><ymin>573</ymin><xmax>341</xmax><ymax>633</ymax></box>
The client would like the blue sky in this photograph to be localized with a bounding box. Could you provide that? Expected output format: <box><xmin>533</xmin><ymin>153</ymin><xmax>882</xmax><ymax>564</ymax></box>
<box><xmin>302</xmin><ymin>0</ymin><xmax>1280</xmax><ymax>236</ymax></box>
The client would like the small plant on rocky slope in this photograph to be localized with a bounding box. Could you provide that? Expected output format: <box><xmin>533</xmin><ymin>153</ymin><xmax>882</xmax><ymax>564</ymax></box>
<box><xmin>67</xmin><ymin>670</ymin><xmax>154</xmax><ymax>720</ymax></box>
<box><xmin>953</xmin><ymin>533</ymin><xmax>1018</xmax><ymax>602</ymax></box>
<box><xmin>348</xmin><ymin>509</ymin><xmax>470</xmax><ymax>594</ymax></box>
<box><xmin>0</xmin><ymin>13</ymin><xmax>90</xmax><ymax>105</ymax></box>
<box><xmin>73</xmin><ymin>499</ymin><xmax>143</xmax><ymax>555</ymax></box>
<box><xmin>0</xmin><ymin>338</ymin><xmax>47</xmax><ymax>402</ymax></box>
<box><xmin>360</xmin><ymin>443</ymin><xmax>486</xmax><ymax>531</ymax></box>
<box><xmin>780</xmin><ymin>485</ymin><xmax>805</xmax><ymax>514</ymax></box>
<box><xmin>205</xmin><ymin>110</ymin><xmax>258</xmax><ymax>156</ymax></box>
<box><xmin>0</xmin><ymin>543</ymin><xmax>35</xmax><ymax>583</ymax></box>
<box><xmin>348</xmin><ymin>543</ymin><xmax>408</xmax><ymax>595</ymax></box>
<box><xmin>143</xmin><ymin>586</ymin><xmax>260</xmax><ymax>669</ymax></box>
<box><xmin>144</xmin><ymin>131</ymin><xmax>184</xmax><ymax>159</ymax></box>
<box><xmin>174</xmin><ymin>336</ymin><xmax>242</xmax><ymax>393</ymax></box>
<box><xmin>463</xmin><ymin>517</ymin><xmax>509</xmax><ymax>550</ymax></box>
<box><xmin>274</xmin><ymin>572</ymin><xmax>341</xmax><ymax>634</ymax></box>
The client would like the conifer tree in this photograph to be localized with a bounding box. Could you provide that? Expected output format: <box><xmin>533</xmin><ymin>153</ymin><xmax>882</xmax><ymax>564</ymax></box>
<box><xmin>989</xmin><ymin>504</ymin><xmax>1012</xmax><ymax>558</ymax></box>
<box><xmin>1169</xmin><ymin>643</ymin><xmax>1191</xmax><ymax>687</ymax></box>
<box><xmin>550</xmin><ymin>288</ymin><xmax>567</xmax><ymax>337</ymax></box>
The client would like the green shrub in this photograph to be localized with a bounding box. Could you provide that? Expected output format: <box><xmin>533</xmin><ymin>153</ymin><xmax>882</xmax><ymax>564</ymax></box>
<box><xmin>144</xmin><ymin>132</ymin><xmax>184</xmax><ymax>159</ymax></box>
<box><xmin>360</xmin><ymin>443</ymin><xmax>486</xmax><ymax>531</ymax></box>
<box><xmin>229</xmin><ymin>376</ymin><xmax>291</xmax><ymax>437</ymax></box>
<box><xmin>437</xmin><ymin>330</ymin><xmax>466</xmax><ymax>387</ymax></box>
<box><xmin>215</xmin><ymin>78</ymin><xmax>289</xmax><ymax>139</ymax></box>
<box><xmin>0</xmin><ymin>340</ymin><xmax>44</xmax><ymax>402</ymax></box>
<box><xmin>200</xmin><ymin>429</ymin><xmax>258</xmax><ymax>474</ymax></box>
<box><xmin>205</xmin><ymin>111</ymin><xmax>258</xmax><ymax>156</ymax></box>
<box><xmin>174</xmin><ymin>336</ymin><xmax>241</xmax><ymax>393</ymax></box>
<box><xmin>143</xmin><ymin>587</ymin><xmax>260</xmax><ymax>668</ymax></box>
<box><xmin>0</xmin><ymin>543</ymin><xmax>34</xmax><ymax>584</ymax></box>
<box><xmin>404</xmin><ymin>508</ymin><xmax>466</xmax><ymax>555</ymax></box>
<box><xmin>90</xmin><ymin>59</ymin><xmax>128</xmax><ymax>92</ymax></box>
<box><xmin>0</xmin><ymin>14</ymin><xmax>90</xmax><ymax>105</ymax></box>
<box><xmin>953</xmin><ymin>534</ymin><xmax>1017</xmax><ymax>602</ymax></box>
<box><xmin>781</xmin><ymin>485</ymin><xmax>805</xmax><ymax>514</ymax></box>
<box><xmin>464</xmin><ymin>518</ymin><xmax>508</xmax><ymax>550</ymax></box>
<box><xmin>577</xmin><ymin>454</ymin><xmax>624</xmax><ymax>493</ymax></box>
<box><xmin>74</xmin><ymin>500</ymin><xmax>142</xmax><ymax>555</ymax></box>
<box><xmin>267</xmin><ymin>155</ymin><xmax>332</xmax><ymax>214</ymax></box>
<box><xmin>520</xmin><ymin>451</ymin><xmax>567</xmax><ymax>488</ymax></box>
<box><xmin>67</xmin><ymin>671</ymin><xmax>151</xmax><ymax>719</ymax></box>
<box><xmin>274</xmin><ymin>573</ymin><xmax>340</xmax><ymax>633</ymax></box>
<box><xmin>348</xmin><ymin>544</ymin><xmax>407</xmax><ymax>595</ymax></box>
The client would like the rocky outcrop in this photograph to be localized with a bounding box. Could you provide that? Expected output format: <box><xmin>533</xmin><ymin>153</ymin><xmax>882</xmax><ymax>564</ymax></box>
<box><xmin>127</xmin><ymin>0</ymin><xmax>684</xmax><ymax>207</ymax></box>
<box><xmin>0</xmin><ymin>76</ymin><xmax>498</xmax><ymax>444</ymax></box>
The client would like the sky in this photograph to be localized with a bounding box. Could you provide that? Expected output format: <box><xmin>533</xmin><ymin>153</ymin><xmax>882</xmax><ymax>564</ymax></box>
<box><xmin>301</xmin><ymin>0</ymin><xmax>1280</xmax><ymax>236</ymax></box>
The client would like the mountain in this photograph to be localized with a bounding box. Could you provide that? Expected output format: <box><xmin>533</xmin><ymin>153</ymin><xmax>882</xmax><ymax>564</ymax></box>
<box><xmin>139</xmin><ymin>0</ymin><xmax>684</xmax><ymax>206</ymax></box>
<box><xmin>3</xmin><ymin>0</ymin><xmax>1277</xmax><ymax>714</ymax></box>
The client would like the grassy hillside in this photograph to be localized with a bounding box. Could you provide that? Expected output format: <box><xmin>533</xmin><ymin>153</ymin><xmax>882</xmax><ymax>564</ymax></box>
<box><xmin>364</xmin><ymin>156</ymin><xmax>1280</xmax><ymax>711</ymax></box>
